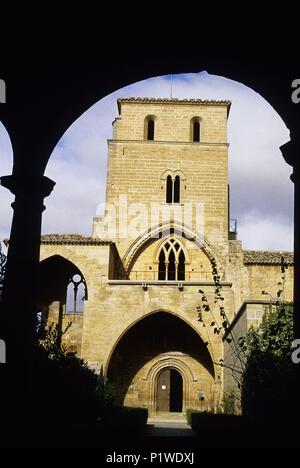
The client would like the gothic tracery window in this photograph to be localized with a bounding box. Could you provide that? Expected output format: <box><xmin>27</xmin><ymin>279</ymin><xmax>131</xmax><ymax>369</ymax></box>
<box><xmin>66</xmin><ymin>273</ymin><xmax>87</xmax><ymax>314</ymax></box>
<box><xmin>158</xmin><ymin>238</ymin><xmax>185</xmax><ymax>280</ymax></box>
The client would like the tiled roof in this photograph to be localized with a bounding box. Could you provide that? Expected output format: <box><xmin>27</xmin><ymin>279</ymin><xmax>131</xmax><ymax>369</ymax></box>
<box><xmin>117</xmin><ymin>97</ymin><xmax>231</xmax><ymax>112</ymax></box>
<box><xmin>40</xmin><ymin>234</ymin><xmax>111</xmax><ymax>245</ymax></box>
<box><xmin>243</xmin><ymin>250</ymin><xmax>294</xmax><ymax>265</ymax></box>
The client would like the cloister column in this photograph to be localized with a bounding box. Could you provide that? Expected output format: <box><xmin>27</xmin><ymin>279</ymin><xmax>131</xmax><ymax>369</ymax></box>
<box><xmin>280</xmin><ymin>138</ymin><xmax>300</xmax><ymax>340</ymax></box>
<box><xmin>280</xmin><ymin>136</ymin><xmax>300</xmax><ymax>426</ymax></box>
<box><xmin>0</xmin><ymin>174</ymin><xmax>55</xmax><ymax>422</ymax></box>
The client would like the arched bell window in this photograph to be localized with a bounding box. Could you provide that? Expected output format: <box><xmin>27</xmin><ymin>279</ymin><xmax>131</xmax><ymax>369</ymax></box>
<box><xmin>191</xmin><ymin>117</ymin><xmax>201</xmax><ymax>142</ymax></box>
<box><xmin>147</xmin><ymin>119</ymin><xmax>155</xmax><ymax>140</ymax></box>
<box><xmin>166</xmin><ymin>175</ymin><xmax>180</xmax><ymax>203</ymax></box>
<box><xmin>158</xmin><ymin>238</ymin><xmax>185</xmax><ymax>280</ymax></box>
<box><xmin>145</xmin><ymin>115</ymin><xmax>156</xmax><ymax>140</ymax></box>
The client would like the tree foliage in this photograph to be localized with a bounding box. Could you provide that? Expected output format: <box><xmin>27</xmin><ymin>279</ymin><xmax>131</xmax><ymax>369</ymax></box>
<box><xmin>242</xmin><ymin>303</ymin><xmax>296</xmax><ymax>421</ymax></box>
<box><xmin>34</xmin><ymin>323</ymin><xmax>116</xmax><ymax>425</ymax></box>
<box><xmin>197</xmin><ymin>254</ymin><xmax>296</xmax><ymax>419</ymax></box>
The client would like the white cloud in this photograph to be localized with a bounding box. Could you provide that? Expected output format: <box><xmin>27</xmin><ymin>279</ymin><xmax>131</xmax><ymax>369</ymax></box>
<box><xmin>238</xmin><ymin>212</ymin><xmax>293</xmax><ymax>251</ymax></box>
<box><xmin>0</xmin><ymin>72</ymin><xmax>294</xmax><ymax>250</ymax></box>
<box><xmin>0</xmin><ymin>121</ymin><xmax>14</xmax><ymax>251</ymax></box>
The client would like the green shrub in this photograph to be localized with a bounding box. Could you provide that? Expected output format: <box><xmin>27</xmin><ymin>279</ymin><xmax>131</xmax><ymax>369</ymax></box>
<box><xmin>185</xmin><ymin>408</ymin><xmax>201</xmax><ymax>425</ymax></box>
<box><xmin>242</xmin><ymin>303</ymin><xmax>296</xmax><ymax>421</ymax></box>
<box><xmin>222</xmin><ymin>392</ymin><xmax>237</xmax><ymax>415</ymax></box>
<box><xmin>34</xmin><ymin>323</ymin><xmax>116</xmax><ymax>425</ymax></box>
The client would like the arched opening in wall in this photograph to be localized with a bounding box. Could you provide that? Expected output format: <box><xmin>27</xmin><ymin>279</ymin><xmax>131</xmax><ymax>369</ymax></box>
<box><xmin>165</xmin><ymin>174</ymin><xmax>181</xmax><ymax>204</ymax></box>
<box><xmin>174</xmin><ymin>175</ymin><xmax>180</xmax><ymax>203</ymax></box>
<box><xmin>42</xmin><ymin>72</ymin><xmax>292</xmax><ymax>255</ymax></box>
<box><xmin>168</xmin><ymin>249</ymin><xmax>176</xmax><ymax>280</ymax></box>
<box><xmin>66</xmin><ymin>273</ymin><xmax>86</xmax><ymax>314</ymax></box>
<box><xmin>158</xmin><ymin>249</ymin><xmax>166</xmax><ymax>280</ymax></box>
<box><xmin>166</xmin><ymin>175</ymin><xmax>173</xmax><ymax>203</ymax></box>
<box><xmin>178</xmin><ymin>250</ymin><xmax>185</xmax><ymax>280</ymax></box>
<box><xmin>0</xmin><ymin>122</ymin><xmax>14</xmax><ymax>256</ymax></box>
<box><xmin>38</xmin><ymin>255</ymin><xmax>87</xmax><ymax>351</ymax></box>
<box><xmin>147</xmin><ymin>118</ymin><xmax>155</xmax><ymax>140</ymax></box>
<box><xmin>124</xmin><ymin>222</ymin><xmax>225</xmax><ymax>282</ymax></box>
<box><xmin>191</xmin><ymin>117</ymin><xmax>201</xmax><ymax>142</ymax></box>
<box><xmin>156</xmin><ymin>367</ymin><xmax>183</xmax><ymax>412</ymax></box>
<box><xmin>0</xmin><ymin>55</ymin><xmax>297</xmax><ymax>441</ymax></box>
<box><xmin>143</xmin><ymin>114</ymin><xmax>156</xmax><ymax>141</ymax></box>
<box><xmin>106</xmin><ymin>311</ymin><xmax>214</xmax><ymax>409</ymax></box>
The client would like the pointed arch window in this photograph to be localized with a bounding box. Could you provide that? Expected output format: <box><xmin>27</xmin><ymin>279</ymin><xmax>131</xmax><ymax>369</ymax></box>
<box><xmin>158</xmin><ymin>238</ymin><xmax>185</xmax><ymax>280</ymax></box>
<box><xmin>66</xmin><ymin>273</ymin><xmax>87</xmax><ymax>314</ymax></box>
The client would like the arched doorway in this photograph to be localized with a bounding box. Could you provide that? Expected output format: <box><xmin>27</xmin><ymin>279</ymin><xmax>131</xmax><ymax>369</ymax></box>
<box><xmin>156</xmin><ymin>368</ymin><xmax>183</xmax><ymax>412</ymax></box>
<box><xmin>106</xmin><ymin>311</ymin><xmax>215</xmax><ymax>411</ymax></box>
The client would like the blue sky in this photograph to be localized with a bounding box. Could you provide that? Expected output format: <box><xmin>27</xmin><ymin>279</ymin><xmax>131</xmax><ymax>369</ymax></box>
<box><xmin>0</xmin><ymin>72</ymin><xmax>293</xmax><ymax>251</ymax></box>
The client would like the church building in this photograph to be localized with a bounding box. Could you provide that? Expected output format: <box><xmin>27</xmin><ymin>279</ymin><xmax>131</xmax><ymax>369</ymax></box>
<box><xmin>37</xmin><ymin>98</ymin><xmax>293</xmax><ymax>413</ymax></box>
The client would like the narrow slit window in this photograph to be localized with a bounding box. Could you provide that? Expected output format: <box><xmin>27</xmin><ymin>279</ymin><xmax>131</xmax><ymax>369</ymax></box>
<box><xmin>166</xmin><ymin>175</ymin><xmax>173</xmax><ymax>203</ymax></box>
<box><xmin>158</xmin><ymin>250</ymin><xmax>166</xmax><ymax>280</ymax></box>
<box><xmin>192</xmin><ymin>119</ymin><xmax>200</xmax><ymax>142</ymax></box>
<box><xmin>174</xmin><ymin>175</ymin><xmax>180</xmax><ymax>203</ymax></box>
<box><xmin>147</xmin><ymin>119</ymin><xmax>155</xmax><ymax>140</ymax></box>
<box><xmin>178</xmin><ymin>250</ymin><xmax>185</xmax><ymax>280</ymax></box>
<box><xmin>168</xmin><ymin>250</ymin><xmax>176</xmax><ymax>280</ymax></box>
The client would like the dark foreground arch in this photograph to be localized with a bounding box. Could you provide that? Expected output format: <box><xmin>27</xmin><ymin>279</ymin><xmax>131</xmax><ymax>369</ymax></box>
<box><xmin>0</xmin><ymin>45</ymin><xmax>299</xmax><ymax>442</ymax></box>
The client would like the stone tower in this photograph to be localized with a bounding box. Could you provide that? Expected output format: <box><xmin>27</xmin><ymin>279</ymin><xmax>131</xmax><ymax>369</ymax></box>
<box><xmin>93</xmin><ymin>97</ymin><xmax>231</xmax><ymax>260</ymax></box>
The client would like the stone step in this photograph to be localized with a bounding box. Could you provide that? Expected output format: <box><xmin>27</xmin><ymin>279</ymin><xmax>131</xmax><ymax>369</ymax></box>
<box><xmin>148</xmin><ymin>412</ymin><xmax>186</xmax><ymax>422</ymax></box>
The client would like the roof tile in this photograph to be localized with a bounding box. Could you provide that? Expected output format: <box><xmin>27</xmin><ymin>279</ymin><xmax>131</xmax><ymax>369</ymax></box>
<box><xmin>243</xmin><ymin>250</ymin><xmax>293</xmax><ymax>265</ymax></box>
<box><xmin>40</xmin><ymin>234</ymin><xmax>111</xmax><ymax>245</ymax></box>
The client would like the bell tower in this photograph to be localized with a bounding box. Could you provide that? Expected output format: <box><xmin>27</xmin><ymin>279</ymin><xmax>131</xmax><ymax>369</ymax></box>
<box><xmin>93</xmin><ymin>97</ymin><xmax>231</xmax><ymax>258</ymax></box>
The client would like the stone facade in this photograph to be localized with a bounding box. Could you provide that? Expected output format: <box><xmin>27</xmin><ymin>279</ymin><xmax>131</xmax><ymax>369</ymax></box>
<box><xmin>38</xmin><ymin>98</ymin><xmax>293</xmax><ymax>414</ymax></box>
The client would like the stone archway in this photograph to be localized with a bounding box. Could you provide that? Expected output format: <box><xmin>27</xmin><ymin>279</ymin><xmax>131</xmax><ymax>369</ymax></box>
<box><xmin>38</xmin><ymin>255</ymin><xmax>87</xmax><ymax>352</ymax></box>
<box><xmin>1</xmin><ymin>49</ymin><xmax>299</xmax><ymax>444</ymax></box>
<box><xmin>147</xmin><ymin>356</ymin><xmax>196</xmax><ymax>413</ymax></box>
<box><xmin>106</xmin><ymin>311</ymin><xmax>215</xmax><ymax>412</ymax></box>
<box><xmin>123</xmin><ymin>220</ymin><xmax>225</xmax><ymax>279</ymax></box>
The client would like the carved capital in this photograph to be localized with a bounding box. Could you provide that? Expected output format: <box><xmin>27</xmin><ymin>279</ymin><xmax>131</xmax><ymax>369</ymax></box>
<box><xmin>0</xmin><ymin>175</ymin><xmax>55</xmax><ymax>199</ymax></box>
<box><xmin>280</xmin><ymin>138</ymin><xmax>300</xmax><ymax>183</ymax></box>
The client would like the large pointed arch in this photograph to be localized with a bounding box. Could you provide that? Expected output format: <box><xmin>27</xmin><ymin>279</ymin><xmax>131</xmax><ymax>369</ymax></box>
<box><xmin>122</xmin><ymin>220</ymin><xmax>224</xmax><ymax>278</ymax></box>
<box><xmin>105</xmin><ymin>308</ymin><xmax>215</xmax><ymax>376</ymax></box>
<box><xmin>105</xmin><ymin>310</ymin><xmax>216</xmax><ymax>407</ymax></box>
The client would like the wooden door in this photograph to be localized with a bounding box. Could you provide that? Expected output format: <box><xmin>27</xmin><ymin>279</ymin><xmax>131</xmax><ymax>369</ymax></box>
<box><xmin>156</xmin><ymin>369</ymin><xmax>171</xmax><ymax>411</ymax></box>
